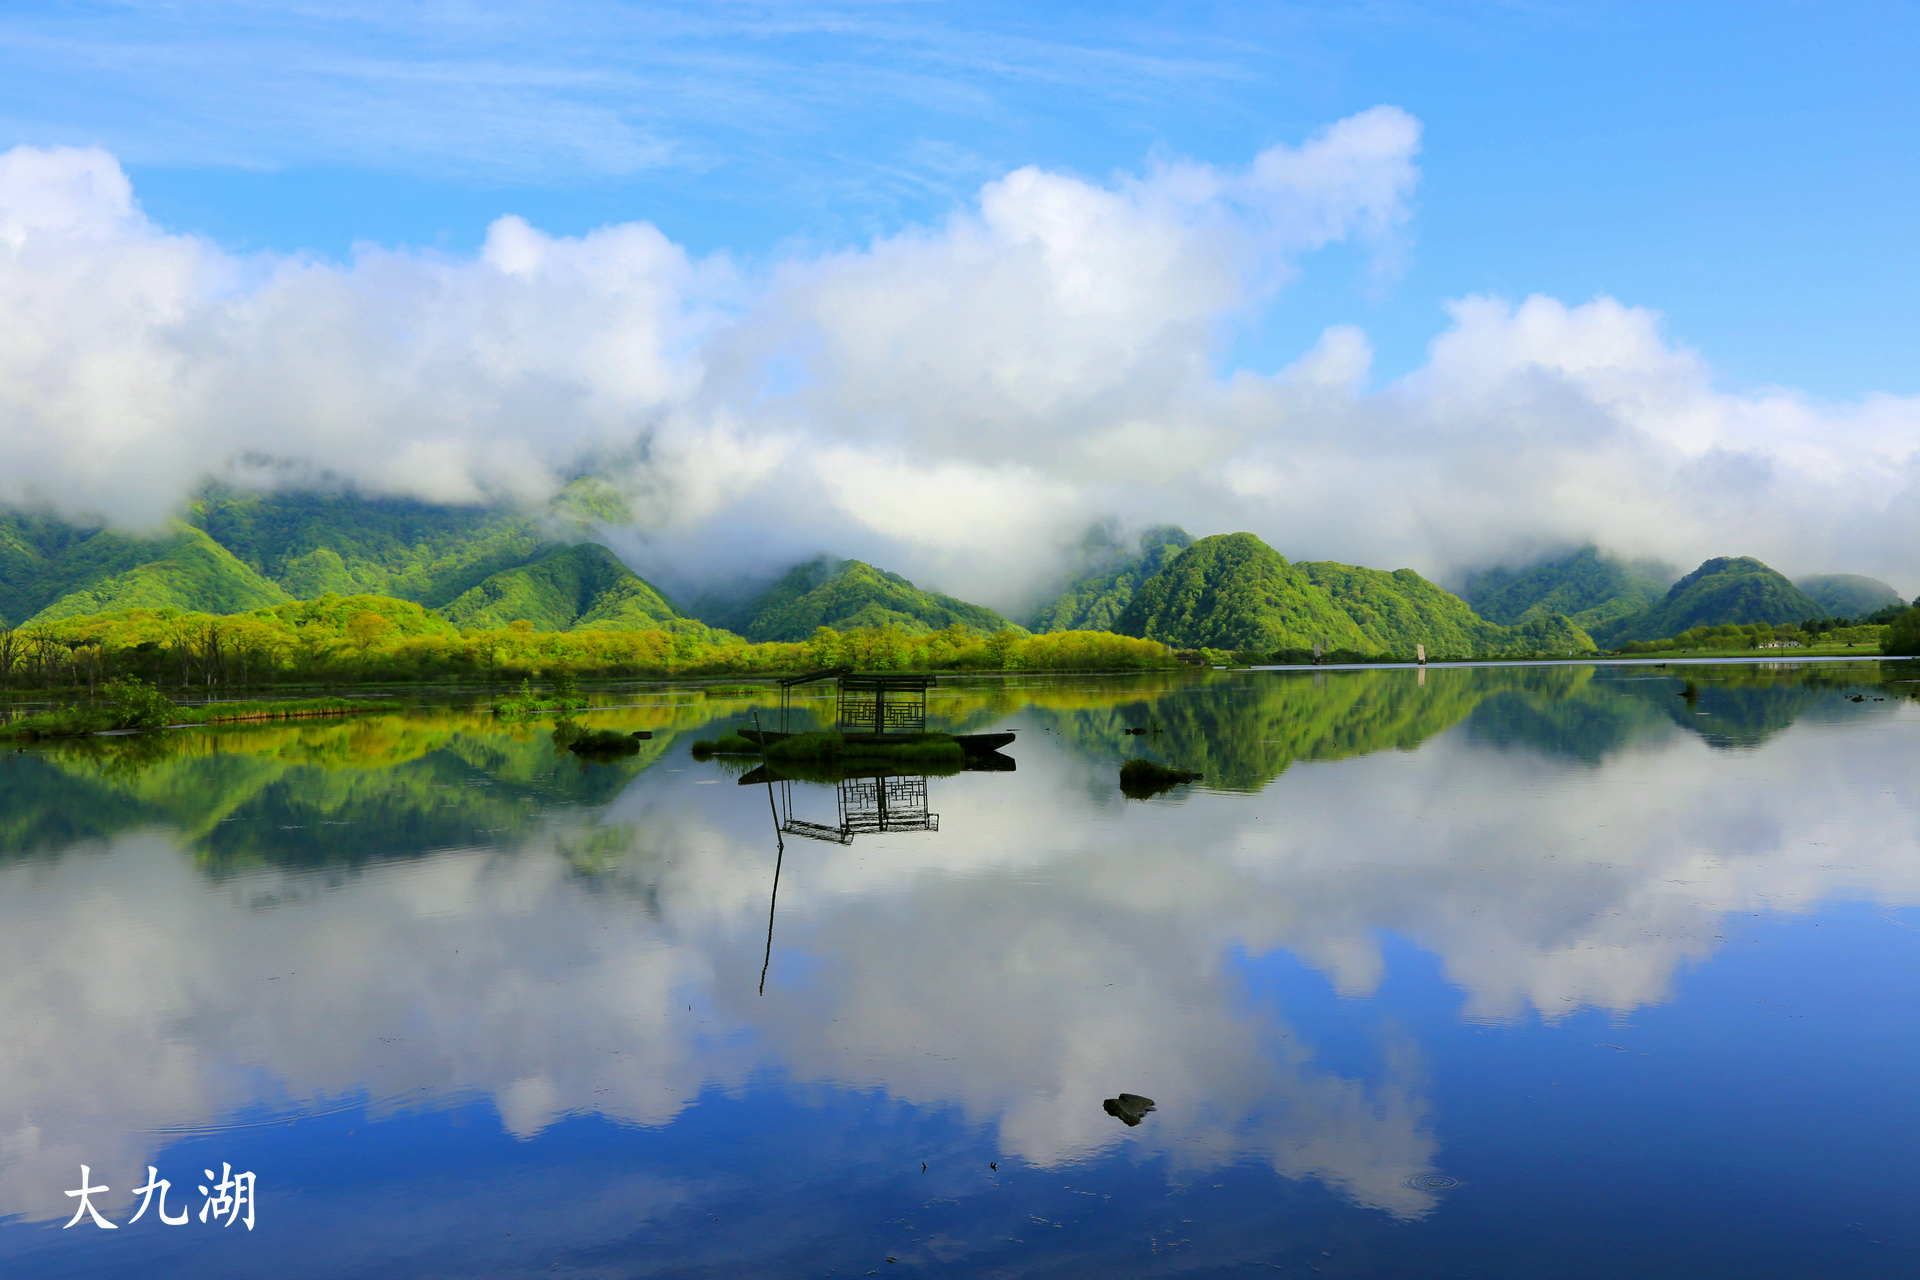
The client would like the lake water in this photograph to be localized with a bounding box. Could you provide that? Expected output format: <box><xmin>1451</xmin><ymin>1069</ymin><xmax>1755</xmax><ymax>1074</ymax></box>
<box><xmin>4</xmin><ymin>661</ymin><xmax>1919</xmax><ymax>1278</ymax></box>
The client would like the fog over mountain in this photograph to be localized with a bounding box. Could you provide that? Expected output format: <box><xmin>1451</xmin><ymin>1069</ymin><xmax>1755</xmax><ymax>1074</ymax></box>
<box><xmin>3</xmin><ymin>110</ymin><xmax>1916</xmax><ymax>612</ymax></box>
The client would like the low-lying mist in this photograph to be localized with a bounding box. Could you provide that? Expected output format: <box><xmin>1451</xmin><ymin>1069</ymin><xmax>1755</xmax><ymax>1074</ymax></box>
<box><xmin>1</xmin><ymin>109</ymin><xmax>1914</xmax><ymax>611</ymax></box>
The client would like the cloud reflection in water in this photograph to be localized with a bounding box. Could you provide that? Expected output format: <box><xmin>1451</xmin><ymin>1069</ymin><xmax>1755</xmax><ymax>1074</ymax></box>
<box><xmin>2</xmin><ymin>668</ymin><xmax>1917</xmax><ymax>1239</ymax></box>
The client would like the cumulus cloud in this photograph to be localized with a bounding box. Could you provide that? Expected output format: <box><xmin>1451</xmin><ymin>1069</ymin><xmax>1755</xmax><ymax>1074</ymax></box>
<box><xmin>1</xmin><ymin>110</ymin><xmax>1916</xmax><ymax>605</ymax></box>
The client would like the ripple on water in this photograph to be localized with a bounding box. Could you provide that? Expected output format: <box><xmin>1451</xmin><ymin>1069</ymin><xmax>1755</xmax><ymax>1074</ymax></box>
<box><xmin>1406</xmin><ymin>1173</ymin><xmax>1461</xmax><ymax>1190</ymax></box>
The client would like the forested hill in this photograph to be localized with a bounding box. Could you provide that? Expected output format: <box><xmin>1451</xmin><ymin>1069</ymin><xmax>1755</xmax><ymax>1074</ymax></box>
<box><xmin>1462</xmin><ymin>546</ymin><xmax>1674</xmax><ymax>635</ymax></box>
<box><xmin>437</xmin><ymin>543</ymin><xmax>695</xmax><ymax>634</ymax></box>
<box><xmin>1596</xmin><ymin>557</ymin><xmax>1825</xmax><ymax>645</ymax></box>
<box><xmin>1793</xmin><ymin>574</ymin><xmax>1903</xmax><ymax>618</ymax></box>
<box><xmin>1029</xmin><ymin>525</ymin><xmax>1192</xmax><ymax>632</ymax></box>
<box><xmin>1</xmin><ymin>518</ymin><xmax>291</xmax><ymax>625</ymax></box>
<box><xmin>0</xmin><ymin>489</ymin><xmax>701</xmax><ymax>634</ymax></box>
<box><xmin>3</xmin><ymin>488</ymin><xmax>1904</xmax><ymax>655</ymax></box>
<box><xmin>702</xmin><ymin>556</ymin><xmax>1014</xmax><ymax>642</ymax></box>
<box><xmin>189</xmin><ymin>487</ymin><xmax>548</xmax><ymax>604</ymax></box>
<box><xmin>1115</xmin><ymin>533</ymin><xmax>1596</xmax><ymax>657</ymax></box>
<box><xmin>1</xmin><ymin>491</ymin><xmax>1018</xmax><ymax>641</ymax></box>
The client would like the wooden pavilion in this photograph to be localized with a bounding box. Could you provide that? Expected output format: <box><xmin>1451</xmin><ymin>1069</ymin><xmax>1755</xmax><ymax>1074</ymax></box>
<box><xmin>775</xmin><ymin>665</ymin><xmax>936</xmax><ymax>736</ymax></box>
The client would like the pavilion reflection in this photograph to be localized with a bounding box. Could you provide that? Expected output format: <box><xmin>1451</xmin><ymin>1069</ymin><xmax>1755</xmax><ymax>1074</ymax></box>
<box><xmin>740</xmin><ymin>753</ymin><xmax>1016</xmax><ymax>994</ymax></box>
<box><xmin>738</xmin><ymin>750</ymin><xmax>1014</xmax><ymax>845</ymax></box>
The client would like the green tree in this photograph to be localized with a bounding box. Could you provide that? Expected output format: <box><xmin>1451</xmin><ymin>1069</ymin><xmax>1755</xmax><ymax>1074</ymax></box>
<box><xmin>987</xmin><ymin>628</ymin><xmax>1021</xmax><ymax>669</ymax></box>
<box><xmin>1881</xmin><ymin>607</ymin><xmax>1920</xmax><ymax>656</ymax></box>
<box><xmin>806</xmin><ymin>626</ymin><xmax>840</xmax><ymax>668</ymax></box>
<box><xmin>102</xmin><ymin>676</ymin><xmax>176</xmax><ymax>731</ymax></box>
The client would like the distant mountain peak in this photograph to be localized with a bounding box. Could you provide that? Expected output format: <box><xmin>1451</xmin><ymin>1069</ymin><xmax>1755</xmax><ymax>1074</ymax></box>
<box><xmin>696</xmin><ymin>555</ymin><xmax>1012</xmax><ymax>642</ymax></box>
<box><xmin>1597</xmin><ymin>554</ymin><xmax>1822</xmax><ymax>645</ymax></box>
<box><xmin>1029</xmin><ymin>523</ymin><xmax>1192</xmax><ymax>633</ymax></box>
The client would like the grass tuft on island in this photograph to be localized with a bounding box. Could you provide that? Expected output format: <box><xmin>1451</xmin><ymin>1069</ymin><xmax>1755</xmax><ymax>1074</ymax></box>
<box><xmin>493</xmin><ymin>677</ymin><xmax>588</xmax><ymax>716</ymax></box>
<box><xmin>690</xmin><ymin>734</ymin><xmax>760</xmax><ymax>758</ymax></box>
<box><xmin>565</xmin><ymin>728</ymin><xmax>648</xmax><ymax>755</ymax></box>
<box><xmin>1119</xmin><ymin>758</ymin><xmax>1204</xmax><ymax>799</ymax></box>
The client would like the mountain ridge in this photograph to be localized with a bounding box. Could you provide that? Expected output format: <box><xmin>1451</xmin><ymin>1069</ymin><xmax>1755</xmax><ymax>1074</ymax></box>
<box><xmin>1597</xmin><ymin>556</ymin><xmax>1824</xmax><ymax>644</ymax></box>
<box><xmin>709</xmin><ymin>556</ymin><xmax>1015</xmax><ymax>642</ymax></box>
<box><xmin>1114</xmin><ymin>532</ymin><xmax>1595</xmax><ymax>656</ymax></box>
<box><xmin>1029</xmin><ymin>524</ymin><xmax>1193</xmax><ymax>632</ymax></box>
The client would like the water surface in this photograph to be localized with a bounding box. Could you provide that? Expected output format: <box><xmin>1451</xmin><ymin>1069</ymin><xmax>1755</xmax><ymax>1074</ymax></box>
<box><xmin>4</xmin><ymin>662</ymin><xmax>1919</xmax><ymax>1277</ymax></box>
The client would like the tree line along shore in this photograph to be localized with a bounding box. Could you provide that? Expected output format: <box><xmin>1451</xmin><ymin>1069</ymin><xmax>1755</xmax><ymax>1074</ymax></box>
<box><xmin>3</xmin><ymin>598</ymin><xmax>1913</xmax><ymax>710</ymax></box>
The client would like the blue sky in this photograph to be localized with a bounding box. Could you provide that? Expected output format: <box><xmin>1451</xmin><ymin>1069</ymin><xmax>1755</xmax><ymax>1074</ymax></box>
<box><xmin>6</xmin><ymin>1</ymin><xmax>1914</xmax><ymax>395</ymax></box>
<box><xmin>2</xmin><ymin>2</ymin><xmax>1917</xmax><ymax>594</ymax></box>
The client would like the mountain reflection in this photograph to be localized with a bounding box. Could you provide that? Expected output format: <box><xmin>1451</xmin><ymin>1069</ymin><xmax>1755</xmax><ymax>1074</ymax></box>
<box><xmin>3</xmin><ymin>663</ymin><xmax>1917</xmax><ymax>1234</ymax></box>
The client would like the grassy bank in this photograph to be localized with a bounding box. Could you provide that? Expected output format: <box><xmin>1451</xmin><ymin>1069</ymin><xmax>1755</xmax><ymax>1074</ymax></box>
<box><xmin>1</xmin><ymin>691</ymin><xmax>391</xmax><ymax>741</ymax></box>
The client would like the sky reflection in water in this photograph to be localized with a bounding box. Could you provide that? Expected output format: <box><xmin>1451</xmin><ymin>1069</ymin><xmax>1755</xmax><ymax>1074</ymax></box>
<box><xmin>3</xmin><ymin>663</ymin><xmax>1919</xmax><ymax>1277</ymax></box>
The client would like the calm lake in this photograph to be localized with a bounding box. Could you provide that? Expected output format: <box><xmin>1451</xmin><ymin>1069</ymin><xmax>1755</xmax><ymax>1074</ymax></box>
<box><xmin>5</xmin><ymin>661</ymin><xmax>1919</xmax><ymax>1278</ymax></box>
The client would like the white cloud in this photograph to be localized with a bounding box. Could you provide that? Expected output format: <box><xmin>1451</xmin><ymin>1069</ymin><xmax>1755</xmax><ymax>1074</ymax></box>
<box><xmin>1</xmin><ymin>117</ymin><xmax>1917</xmax><ymax>606</ymax></box>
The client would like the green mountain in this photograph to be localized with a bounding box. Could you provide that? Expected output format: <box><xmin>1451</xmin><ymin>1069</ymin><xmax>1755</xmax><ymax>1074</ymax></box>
<box><xmin>21</xmin><ymin>523</ymin><xmax>290</xmax><ymax>624</ymax></box>
<box><xmin>1030</xmin><ymin>524</ymin><xmax>1193</xmax><ymax>632</ymax></box>
<box><xmin>1463</xmin><ymin>546</ymin><xmax>1673</xmax><ymax>635</ymax></box>
<box><xmin>439</xmin><ymin>542</ymin><xmax>697</xmax><ymax>633</ymax></box>
<box><xmin>1114</xmin><ymin>533</ymin><xmax>1372</xmax><ymax>652</ymax></box>
<box><xmin>710</xmin><ymin>556</ymin><xmax>1013</xmax><ymax>642</ymax></box>
<box><xmin>2</xmin><ymin>510</ymin><xmax>184</xmax><ymax>626</ymax></box>
<box><xmin>2</xmin><ymin>486</ymin><xmax>696</xmax><ymax>635</ymax></box>
<box><xmin>1298</xmin><ymin>560</ymin><xmax>1510</xmax><ymax>655</ymax></box>
<box><xmin>1116</xmin><ymin>533</ymin><xmax>1596</xmax><ymax>656</ymax></box>
<box><xmin>189</xmin><ymin>486</ymin><xmax>548</xmax><ymax>605</ymax></box>
<box><xmin>1793</xmin><ymin>574</ymin><xmax>1903</xmax><ymax>619</ymax></box>
<box><xmin>1599</xmin><ymin>556</ymin><xmax>1824</xmax><ymax>644</ymax></box>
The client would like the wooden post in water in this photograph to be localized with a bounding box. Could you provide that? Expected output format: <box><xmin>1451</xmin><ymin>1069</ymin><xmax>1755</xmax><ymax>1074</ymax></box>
<box><xmin>752</xmin><ymin>708</ymin><xmax>785</xmax><ymax>998</ymax></box>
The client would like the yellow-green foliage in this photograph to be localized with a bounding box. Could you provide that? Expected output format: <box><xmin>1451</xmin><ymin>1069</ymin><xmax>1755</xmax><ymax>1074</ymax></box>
<box><xmin>4</xmin><ymin>597</ymin><xmax>1176</xmax><ymax>690</ymax></box>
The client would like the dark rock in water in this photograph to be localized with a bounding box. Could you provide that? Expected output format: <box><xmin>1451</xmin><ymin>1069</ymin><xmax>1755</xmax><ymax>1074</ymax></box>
<box><xmin>1103</xmin><ymin>1093</ymin><xmax>1156</xmax><ymax>1126</ymax></box>
<box><xmin>631</xmin><ymin>730</ymin><xmax>653</xmax><ymax>739</ymax></box>
<box><xmin>1119</xmin><ymin>759</ymin><xmax>1203</xmax><ymax>799</ymax></box>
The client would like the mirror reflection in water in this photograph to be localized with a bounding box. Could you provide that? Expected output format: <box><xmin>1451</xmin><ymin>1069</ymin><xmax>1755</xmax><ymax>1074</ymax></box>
<box><xmin>3</xmin><ymin>661</ymin><xmax>1918</xmax><ymax>1277</ymax></box>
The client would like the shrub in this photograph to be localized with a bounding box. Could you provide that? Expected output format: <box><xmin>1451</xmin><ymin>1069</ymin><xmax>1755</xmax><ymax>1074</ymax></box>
<box><xmin>102</xmin><ymin>676</ymin><xmax>176</xmax><ymax>730</ymax></box>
